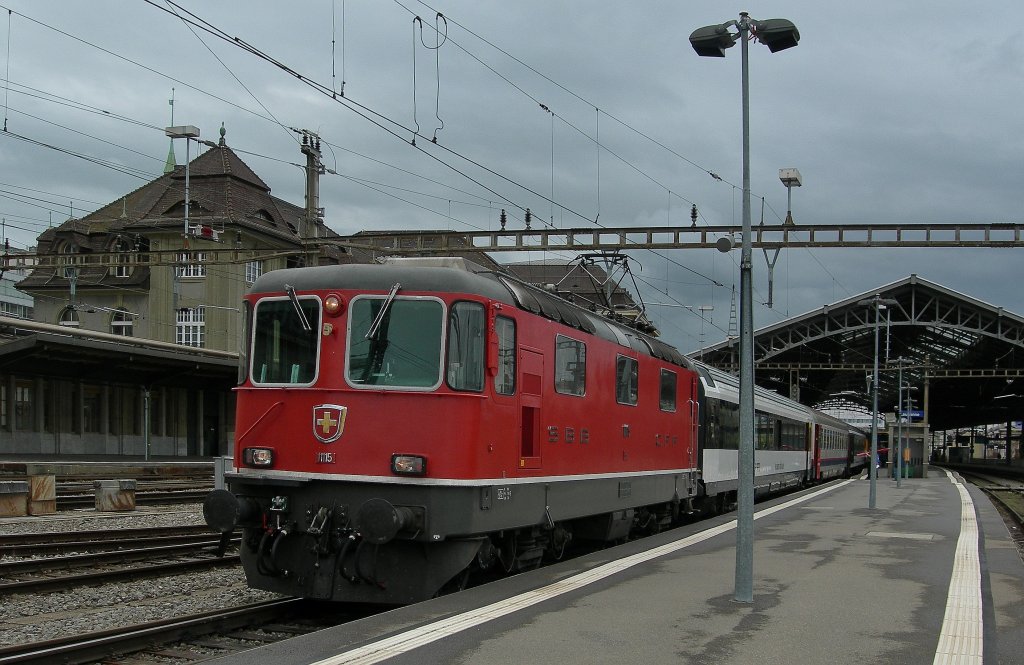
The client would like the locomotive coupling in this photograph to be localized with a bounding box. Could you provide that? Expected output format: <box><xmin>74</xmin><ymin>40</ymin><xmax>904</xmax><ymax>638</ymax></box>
<box><xmin>356</xmin><ymin>498</ymin><xmax>416</xmax><ymax>544</ymax></box>
<box><xmin>203</xmin><ymin>489</ymin><xmax>259</xmax><ymax>533</ymax></box>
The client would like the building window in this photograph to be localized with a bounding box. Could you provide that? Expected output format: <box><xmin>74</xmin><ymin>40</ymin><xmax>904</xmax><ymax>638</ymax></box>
<box><xmin>58</xmin><ymin>307</ymin><xmax>80</xmax><ymax>327</ymax></box>
<box><xmin>176</xmin><ymin>307</ymin><xmax>206</xmax><ymax>347</ymax></box>
<box><xmin>554</xmin><ymin>335</ymin><xmax>586</xmax><ymax>396</ymax></box>
<box><xmin>111</xmin><ymin>237</ymin><xmax>133</xmax><ymax>278</ymax></box>
<box><xmin>110</xmin><ymin>386</ymin><xmax>140</xmax><ymax>436</ymax></box>
<box><xmin>616</xmin><ymin>355</ymin><xmax>639</xmax><ymax>405</ymax></box>
<box><xmin>149</xmin><ymin>387</ymin><xmax>163</xmax><ymax>436</ymax></box>
<box><xmin>61</xmin><ymin>243</ymin><xmax>77</xmax><ymax>279</ymax></box>
<box><xmin>175</xmin><ymin>252</ymin><xmax>207</xmax><ymax>278</ymax></box>
<box><xmin>14</xmin><ymin>379</ymin><xmax>33</xmax><ymax>431</ymax></box>
<box><xmin>245</xmin><ymin>260</ymin><xmax>262</xmax><ymax>284</ymax></box>
<box><xmin>0</xmin><ymin>301</ymin><xmax>31</xmax><ymax>318</ymax></box>
<box><xmin>110</xmin><ymin>309</ymin><xmax>134</xmax><ymax>336</ymax></box>
<box><xmin>83</xmin><ymin>385</ymin><xmax>102</xmax><ymax>434</ymax></box>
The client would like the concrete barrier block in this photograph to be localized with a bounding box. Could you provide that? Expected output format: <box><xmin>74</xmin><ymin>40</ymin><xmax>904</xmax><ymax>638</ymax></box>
<box><xmin>0</xmin><ymin>480</ymin><xmax>30</xmax><ymax>517</ymax></box>
<box><xmin>28</xmin><ymin>475</ymin><xmax>56</xmax><ymax>516</ymax></box>
<box><xmin>94</xmin><ymin>479</ymin><xmax>137</xmax><ymax>512</ymax></box>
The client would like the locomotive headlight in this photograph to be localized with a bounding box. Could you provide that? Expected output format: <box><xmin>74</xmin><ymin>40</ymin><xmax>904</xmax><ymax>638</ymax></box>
<box><xmin>324</xmin><ymin>293</ymin><xmax>344</xmax><ymax>316</ymax></box>
<box><xmin>243</xmin><ymin>447</ymin><xmax>275</xmax><ymax>467</ymax></box>
<box><xmin>391</xmin><ymin>454</ymin><xmax>427</xmax><ymax>476</ymax></box>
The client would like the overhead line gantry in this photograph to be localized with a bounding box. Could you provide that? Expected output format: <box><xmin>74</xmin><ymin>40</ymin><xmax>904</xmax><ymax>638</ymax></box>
<box><xmin>4</xmin><ymin>222</ymin><xmax>1021</xmax><ymax>270</ymax></box>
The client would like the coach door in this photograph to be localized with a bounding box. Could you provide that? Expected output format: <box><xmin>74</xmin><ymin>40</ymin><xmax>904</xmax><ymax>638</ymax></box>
<box><xmin>519</xmin><ymin>347</ymin><xmax>544</xmax><ymax>469</ymax></box>
<box><xmin>811</xmin><ymin>424</ymin><xmax>821</xmax><ymax>480</ymax></box>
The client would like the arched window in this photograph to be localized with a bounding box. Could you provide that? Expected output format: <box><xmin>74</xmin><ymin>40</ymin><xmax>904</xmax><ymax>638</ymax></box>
<box><xmin>58</xmin><ymin>306</ymin><xmax>80</xmax><ymax>327</ymax></box>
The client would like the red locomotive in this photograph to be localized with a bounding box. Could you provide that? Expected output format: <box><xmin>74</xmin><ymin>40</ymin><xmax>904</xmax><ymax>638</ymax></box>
<box><xmin>204</xmin><ymin>257</ymin><xmax>865</xmax><ymax>603</ymax></box>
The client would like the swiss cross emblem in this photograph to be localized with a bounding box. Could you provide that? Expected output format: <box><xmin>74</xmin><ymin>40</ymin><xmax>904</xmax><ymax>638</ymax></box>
<box><xmin>313</xmin><ymin>404</ymin><xmax>347</xmax><ymax>443</ymax></box>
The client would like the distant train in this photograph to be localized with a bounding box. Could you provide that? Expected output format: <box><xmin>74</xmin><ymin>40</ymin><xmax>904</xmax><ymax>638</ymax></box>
<box><xmin>203</xmin><ymin>257</ymin><xmax>868</xmax><ymax>604</ymax></box>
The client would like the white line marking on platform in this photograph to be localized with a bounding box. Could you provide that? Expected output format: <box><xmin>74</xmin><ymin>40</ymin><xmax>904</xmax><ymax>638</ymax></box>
<box><xmin>312</xmin><ymin>481</ymin><xmax>853</xmax><ymax>665</ymax></box>
<box><xmin>932</xmin><ymin>469</ymin><xmax>983</xmax><ymax>665</ymax></box>
<box><xmin>866</xmin><ymin>531</ymin><xmax>935</xmax><ymax>540</ymax></box>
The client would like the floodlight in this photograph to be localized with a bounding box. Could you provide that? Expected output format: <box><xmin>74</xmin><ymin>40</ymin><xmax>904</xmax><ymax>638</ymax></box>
<box><xmin>689</xmin><ymin>24</ymin><xmax>736</xmax><ymax>58</ymax></box>
<box><xmin>755</xmin><ymin>19</ymin><xmax>800</xmax><ymax>52</ymax></box>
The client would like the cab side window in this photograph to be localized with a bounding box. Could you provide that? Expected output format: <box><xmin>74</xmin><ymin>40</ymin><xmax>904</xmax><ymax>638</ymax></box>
<box><xmin>616</xmin><ymin>355</ymin><xmax>638</xmax><ymax>405</ymax></box>
<box><xmin>555</xmin><ymin>335</ymin><xmax>586</xmax><ymax>396</ymax></box>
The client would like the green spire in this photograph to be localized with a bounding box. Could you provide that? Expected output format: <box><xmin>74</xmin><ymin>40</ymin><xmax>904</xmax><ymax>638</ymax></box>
<box><xmin>163</xmin><ymin>139</ymin><xmax>176</xmax><ymax>174</ymax></box>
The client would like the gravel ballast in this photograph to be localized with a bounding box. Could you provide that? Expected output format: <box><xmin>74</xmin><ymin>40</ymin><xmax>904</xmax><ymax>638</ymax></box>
<box><xmin>0</xmin><ymin>504</ymin><xmax>283</xmax><ymax>648</ymax></box>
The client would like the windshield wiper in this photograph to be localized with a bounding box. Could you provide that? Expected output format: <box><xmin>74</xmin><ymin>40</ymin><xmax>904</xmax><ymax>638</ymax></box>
<box><xmin>365</xmin><ymin>283</ymin><xmax>401</xmax><ymax>340</ymax></box>
<box><xmin>284</xmin><ymin>284</ymin><xmax>312</xmax><ymax>332</ymax></box>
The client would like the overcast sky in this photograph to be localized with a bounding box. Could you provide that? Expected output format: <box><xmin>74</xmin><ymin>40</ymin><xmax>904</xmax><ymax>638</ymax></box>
<box><xmin>1</xmin><ymin>1</ymin><xmax>1021</xmax><ymax>353</ymax></box>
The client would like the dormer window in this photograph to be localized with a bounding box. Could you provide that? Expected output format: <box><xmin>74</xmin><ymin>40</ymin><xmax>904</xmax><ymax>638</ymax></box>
<box><xmin>111</xmin><ymin>237</ymin><xmax>134</xmax><ymax>278</ymax></box>
<box><xmin>60</xmin><ymin>243</ymin><xmax>77</xmax><ymax>279</ymax></box>
<box><xmin>165</xmin><ymin>200</ymin><xmax>211</xmax><ymax>217</ymax></box>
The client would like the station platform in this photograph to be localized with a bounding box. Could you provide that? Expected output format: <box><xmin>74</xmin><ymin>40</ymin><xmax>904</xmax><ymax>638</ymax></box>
<box><xmin>208</xmin><ymin>470</ymin><xmax>1023</xmax><ymax>665</ymax></box>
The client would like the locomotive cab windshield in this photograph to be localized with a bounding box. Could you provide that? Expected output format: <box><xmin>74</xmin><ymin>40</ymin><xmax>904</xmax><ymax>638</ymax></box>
<box><xmin>250</xmin><ymin>296</ymin><xmax>320</xmax><ymax>385</ymax></box>
<box><xmin>347</xmin><ymin>295</ymin><xmax>446</xmax><ymax>388</ymax></box>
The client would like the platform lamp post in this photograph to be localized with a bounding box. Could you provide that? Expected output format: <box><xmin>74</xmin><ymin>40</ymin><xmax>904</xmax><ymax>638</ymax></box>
<box><xmin>164</xmin><ymin>125</ymin><xmax>201</xmax><ymax>239</ymax></box>
<box><xmin>690</xmin><ymin>12</ymin><xmax>800</xmax><ymax>604</ymax></box>
<box><xmin>857</xmin><ymin>295</ymin><xmax>898</xmax><ymax>508</ymax></box>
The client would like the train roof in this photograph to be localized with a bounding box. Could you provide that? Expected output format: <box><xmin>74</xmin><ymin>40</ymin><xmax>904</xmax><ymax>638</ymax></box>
<box><xmin>693</xmin><ymin>360</ymin><xmax>812</xmax><ymax>421</ymax></box>
<box><xmin>251</xmin><ymin>258</ymin><xmax>692</xmax><ymax>370</ymax></box>
<box><xmin>693</xmin><ymin>359</ymin><xmax>866</xmax><ymax>433</ymax></box>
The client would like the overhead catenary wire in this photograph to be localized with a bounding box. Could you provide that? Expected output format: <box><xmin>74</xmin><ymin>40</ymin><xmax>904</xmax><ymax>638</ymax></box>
<box><xmin>158</xmin><ymin>0</ymin><xmax>297</xmax><ymax>146</ymax></box>
<box><xmin>5</xmin><ymin>1</ymin><xmax>726</xmax><ymax>296</ymax></box>
<box><xmin>0</xmin><ymin>2</ymin><xmax>866</xmax><ymax>353</ymax></box>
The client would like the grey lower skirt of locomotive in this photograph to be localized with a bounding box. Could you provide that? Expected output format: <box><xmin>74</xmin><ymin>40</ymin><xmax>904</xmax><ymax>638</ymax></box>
<box><xmin>202</xmin><ymin>456</ymin><xmax>860</xmax><ymax>606</ymax></box>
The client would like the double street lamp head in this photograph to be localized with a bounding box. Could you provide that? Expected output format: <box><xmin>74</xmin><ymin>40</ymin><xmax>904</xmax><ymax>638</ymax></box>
<box><xmin>688</xmin><ymin>23</ymin><xmax>736</xmax><ymax>57</ymax></box>
<box><xmin>689</xmin><ymin>15</ymin><xmax>800</xmax><ymax>58</ymax></box>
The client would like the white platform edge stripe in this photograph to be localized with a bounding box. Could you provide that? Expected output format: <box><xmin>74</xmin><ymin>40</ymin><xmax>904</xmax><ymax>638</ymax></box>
<box><xmin>932</xmin><ymin>469</ymin><xmax>983</xmax><ymax>665</ymax></box>
<box><xmin>312</xmin><ymin>480</ymin><xmax>854</xmax><ymax>665</ymax></box>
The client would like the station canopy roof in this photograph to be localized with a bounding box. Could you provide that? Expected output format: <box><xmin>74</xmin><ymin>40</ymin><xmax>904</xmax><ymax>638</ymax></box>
<box><xmin>0</xmin><ymin>317</ymin><xmax>237</xmax><ymax>390</ymax></box>
<box><xmin>695</xmin><ymin>275</ymin><xmax>1024</xmax><ymax>431</ymax></box>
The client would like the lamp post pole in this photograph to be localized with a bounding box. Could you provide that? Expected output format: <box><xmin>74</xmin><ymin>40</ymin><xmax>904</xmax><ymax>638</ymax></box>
<box><xmin>690</xmin><ymin>11</ymin><xmax>799</xmax><ymax>604</ymax></box>
<box><xmin>734</xmin><ymin>12</ymin><xmax>757</xmax><ymax>605</ymax></box>
<box><xmin>858</xmin><ymin>295</ymin><xmax>897</xmax><ymax>509</ymax></box>
<box><xmin>896</xmin><ymin>362</ymin><xmax>904</xmax><ymax>488</ymax></box>
<box><xmin>870</xmin><ymin>299</ymin><xmax>882</xmax><ymax>506</ymax></box>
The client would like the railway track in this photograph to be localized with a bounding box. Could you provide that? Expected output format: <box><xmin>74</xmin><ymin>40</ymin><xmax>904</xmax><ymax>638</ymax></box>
<box><xmin>0</xmin><ymin>598</ymin><xmax>314</xmax><ymax>665</ymax></box>
<box><xmin>0</xmin><ymin>524</ymin><xmax>219</xmax><ymax>556</ymax></box>
<box><xmin>0</xmin><ymin>598</ymin><xmax>379</xmax><ymax>664</ymax></box>
<box><xmin>56</xmin><ymin>487</ymin><xmax>212</xmax><ymax>508</ymax></box>
<box><xmin>0</xmin><ymin>528</ymin><xmax>240</xmax><ymax>595</ymax></box>
<box><xmin>957</xmin><ymin>469</ymin><xmax>1024</xmax><ymax>559</ymax></box>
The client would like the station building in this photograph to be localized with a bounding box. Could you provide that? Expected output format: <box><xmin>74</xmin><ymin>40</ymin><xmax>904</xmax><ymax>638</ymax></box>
<box><xmin>1</xmin><ymin>127</ymin><xmax>352</xmax><ymax>458</ymax></box>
